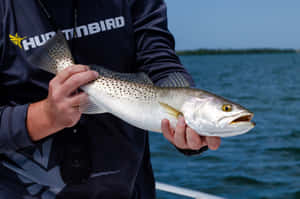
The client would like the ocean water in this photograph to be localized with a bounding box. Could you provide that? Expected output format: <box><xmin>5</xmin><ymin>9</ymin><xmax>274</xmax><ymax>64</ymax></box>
<box><xmin>149</xmin><ymin>53</ymin><xmax>300</xmax><ymax>199</ymax></box>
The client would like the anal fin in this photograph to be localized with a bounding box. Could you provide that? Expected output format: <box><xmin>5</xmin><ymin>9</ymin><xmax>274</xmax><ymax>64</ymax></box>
<box><xmin>82</xmin><ymin>96</ymin><xmax>107</xmax><ymax>114</ymax></box>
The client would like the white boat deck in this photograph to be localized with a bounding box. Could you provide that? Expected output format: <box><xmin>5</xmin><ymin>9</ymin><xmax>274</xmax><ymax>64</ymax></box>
<box><xmin>156</xmin><ymin>182</ymin><xmax>226</xmax><ymax>199</ymax></box>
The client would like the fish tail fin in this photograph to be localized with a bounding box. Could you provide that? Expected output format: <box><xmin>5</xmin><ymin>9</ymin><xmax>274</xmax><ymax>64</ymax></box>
<box><xmin>28</xmin><ymin>31</ymin><xmax>75</xmax><ymax>74</ymax></box>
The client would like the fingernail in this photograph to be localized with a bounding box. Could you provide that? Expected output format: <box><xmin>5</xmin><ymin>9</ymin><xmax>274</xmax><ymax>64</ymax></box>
<box><xmin>93</xmin><ymin>71</ymin><xmax>99</xmax><ymax>77</ymax></box>
<box><xmin>162</xmin><ymin>119</ymin><xmax>168</xmax><ymax>125</ymax></box>
<box><xmin>210</xmin><ymin>143</ymin><xmax>218</xmax><ymax>150</ymax></box>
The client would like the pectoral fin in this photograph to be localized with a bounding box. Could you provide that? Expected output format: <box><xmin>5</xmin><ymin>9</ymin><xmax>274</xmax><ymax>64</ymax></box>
<box><xmin>159</xmin><ymin>102</ymin><xmax>183</xmax><ymax>119</ymax></box>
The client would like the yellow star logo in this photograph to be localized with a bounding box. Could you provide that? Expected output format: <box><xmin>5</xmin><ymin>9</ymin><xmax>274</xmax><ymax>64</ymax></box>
<box><xmin>9</xmin><ymin>33</ymin><xmax>26</xmax><ymax>49</ymax></box>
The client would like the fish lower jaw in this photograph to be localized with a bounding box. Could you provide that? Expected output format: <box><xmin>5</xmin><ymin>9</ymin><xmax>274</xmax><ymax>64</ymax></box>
<box><xmin>202</xmin><ymin>131</ymin><xmax>248</xmax><ymax>138</ymax></box>
<box><xmin>230</xmin><ymin>121</ymin><xmax>256</xmax><ymax>128</ymax></box>
<box><xmin>192</xmin><ymin>126</ymin><xmax>255</xmax><ymax>137</ymax></box>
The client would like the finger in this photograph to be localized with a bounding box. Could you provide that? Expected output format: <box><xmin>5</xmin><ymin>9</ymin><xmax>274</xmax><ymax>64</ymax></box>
<box><xmin>161</xmin><ymin>119</ymin><xmax>175</xmax><ymax>144</ymax></box>
<box><xmin>199</xmin><ymin>135</ymin><xmax>208</xmax><ymax>146</ymax></box>
<box><xmin>61</xmin><ymin>70</ymin><xmax>99</xmax><ymax>96</ymax></box>
<box><xmin>206</xmin><ymin>136</ymin><xmax>221</xmax><ymax>151</ymax></box>
<box><xmin>67</xmin><ymin>92</ymin><xmax>89</xmax><ymax>110</ymax></box>
<box><xmin>186</xmin><ymin>128</ymin><xmax>205</xmax><ymax>150</ymax></box>
<box><xmin>174</xmin><ymin>116</ymin><xmax>188</xmax><ymax>149</ymax></box>
<box><xmin>54</xmin><ymin>65</ymin><xmax>90</xmax><ymax>84</ymax></box>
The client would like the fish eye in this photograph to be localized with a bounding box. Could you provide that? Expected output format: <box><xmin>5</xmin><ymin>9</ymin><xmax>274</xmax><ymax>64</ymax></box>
<box><xmin>222</xmin><ymin>104</ymin><xmax>232</xmax><ymax>112</ymax></box>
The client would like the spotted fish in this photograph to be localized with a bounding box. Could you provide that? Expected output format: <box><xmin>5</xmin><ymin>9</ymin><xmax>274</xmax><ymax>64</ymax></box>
<box><xmin>29</xmin><ymin>32</ymin><xmax>255</xmax><ymax>137</ymax></box>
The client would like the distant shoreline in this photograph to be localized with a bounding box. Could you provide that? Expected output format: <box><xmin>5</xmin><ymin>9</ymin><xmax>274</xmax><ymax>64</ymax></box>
<box><xmin>176</xmin><ymin>48</ymin><xmax>298</xmax><ymax>56</ymax></box>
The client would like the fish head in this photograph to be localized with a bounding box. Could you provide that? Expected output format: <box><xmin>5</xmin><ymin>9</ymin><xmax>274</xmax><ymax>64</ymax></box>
<box><xmin>181</xmin><ymin>93</ymin><xmax>255</xmax><ymax>137</ymax></box>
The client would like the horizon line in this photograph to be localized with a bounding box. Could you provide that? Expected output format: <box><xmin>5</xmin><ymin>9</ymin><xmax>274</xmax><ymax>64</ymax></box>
<box><xmin>176</xmin><ymin>47</ymin><xmax>299</xmax><ymax>51</ymax></box>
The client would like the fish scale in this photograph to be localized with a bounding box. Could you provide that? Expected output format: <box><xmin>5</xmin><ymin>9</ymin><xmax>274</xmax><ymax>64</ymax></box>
<box><xmin>93</xmin><ymin>76</ymin><xmax>157</xmax><ymax>101</ymax></box>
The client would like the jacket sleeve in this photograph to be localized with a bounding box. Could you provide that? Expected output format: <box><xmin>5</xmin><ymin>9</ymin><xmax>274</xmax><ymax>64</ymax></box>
<box><xmin>131</xmin><ymin>0</ymin><xmax>206</xmax><ymax>155</ymax></box>
<box><xmin>131</xmin><ymin>0</ymin><xmax>194</xmax><ymax>86</ymax></box>
<box><xmin>0</xmin><ymin>104</ymin><xmax>35</xmax><ymax>152</ymax></box>
<box><xmin>0</xmin><ymin>6</ymin><xmax>35</xmax><ymax>153</ymax></box>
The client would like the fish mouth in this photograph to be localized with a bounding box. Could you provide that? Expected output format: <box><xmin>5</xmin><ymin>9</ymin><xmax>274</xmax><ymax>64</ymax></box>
<box><xmin>230</xmin><ymin>113</ymin><xmax>255</xmax><ymax>125</ymax></box>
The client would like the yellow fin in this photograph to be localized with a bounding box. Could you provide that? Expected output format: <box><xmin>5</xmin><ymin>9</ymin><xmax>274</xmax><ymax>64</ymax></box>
<box><xmin>159</xmin><ymin>102</ymin><xmax>183</xmax><ymax>119</ymax></box>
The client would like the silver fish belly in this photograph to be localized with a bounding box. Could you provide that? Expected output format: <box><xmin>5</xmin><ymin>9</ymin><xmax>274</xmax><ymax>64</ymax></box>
<box><xmin>29</xmin><ymin>31</ymin><xmax>255</xmax><ymax>137</ymax></box>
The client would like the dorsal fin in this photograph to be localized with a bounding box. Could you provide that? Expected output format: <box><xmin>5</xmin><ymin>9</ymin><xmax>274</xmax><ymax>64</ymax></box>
<box><xmin>158</xmin><ymin>72</ymin><xmax>191</xmax><ymax>88</ymax></box>
<box><xmin>28</xmin><ymin>31</ymin><xmax>75</xmax><ymax>74</ymax></box>
<box><xmin>89</xmin><ymin>65</ymin><xmax>153</xmax><ymax>85</ymax></box>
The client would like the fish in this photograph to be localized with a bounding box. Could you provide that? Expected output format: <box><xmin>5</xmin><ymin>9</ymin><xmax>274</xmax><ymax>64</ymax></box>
<box><xmin>29</xmin><ymin>32</ymin><xmax>255</xmax><ymax>137</ymax></box>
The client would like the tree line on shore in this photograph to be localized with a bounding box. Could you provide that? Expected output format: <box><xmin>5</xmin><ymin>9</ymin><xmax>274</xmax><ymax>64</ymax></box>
<box><xmin>176</xmin><ymin>48</ymin><xmax>297</xmax><ymax>56</ymax></box>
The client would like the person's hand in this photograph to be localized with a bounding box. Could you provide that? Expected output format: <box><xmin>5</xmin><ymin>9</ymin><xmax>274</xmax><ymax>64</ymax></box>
<box><xmin>27</xmin><ymin>65</ymin><xmax>99</xmax><ymax>141</ymax></box>
<box><xmin>161</xmin><ymin>116</ymin><xmax>221</xmax><ymax>151</ymax></box>
<box><xmin>43</xmin><ymin>64</ymin><xmax>99</xmax><ymax>129</ymax></box>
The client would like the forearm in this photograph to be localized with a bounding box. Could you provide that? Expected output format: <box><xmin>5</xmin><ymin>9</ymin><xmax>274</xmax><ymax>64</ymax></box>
<box><xmin>27</xmin><ymin>100</ymin><xmax>62</xmax><ymax>141</ymax></box>
<box><xmin>0</xmin><ymin>99</ymin><xmax>59</xmax><ymax>153</ymax></box>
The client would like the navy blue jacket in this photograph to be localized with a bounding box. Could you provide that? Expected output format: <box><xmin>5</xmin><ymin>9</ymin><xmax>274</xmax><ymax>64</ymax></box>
<box><xmin>0</xmin><ymin>0</ymin><xmax>196</xmax><ymax>198</ymax></box>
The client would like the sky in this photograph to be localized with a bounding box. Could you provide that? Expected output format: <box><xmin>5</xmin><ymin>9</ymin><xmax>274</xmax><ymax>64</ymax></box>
<box><xmin>164</xmin><ymin>0</ymin><xmax>300</xmax><ymax>50</ymax></box>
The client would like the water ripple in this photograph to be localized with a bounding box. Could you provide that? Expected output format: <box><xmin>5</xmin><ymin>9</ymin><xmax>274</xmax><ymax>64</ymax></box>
<box><xmin>151</xmin><ymin>54</ymin><xmax>300</xmax><ymax>199</ymax></box>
